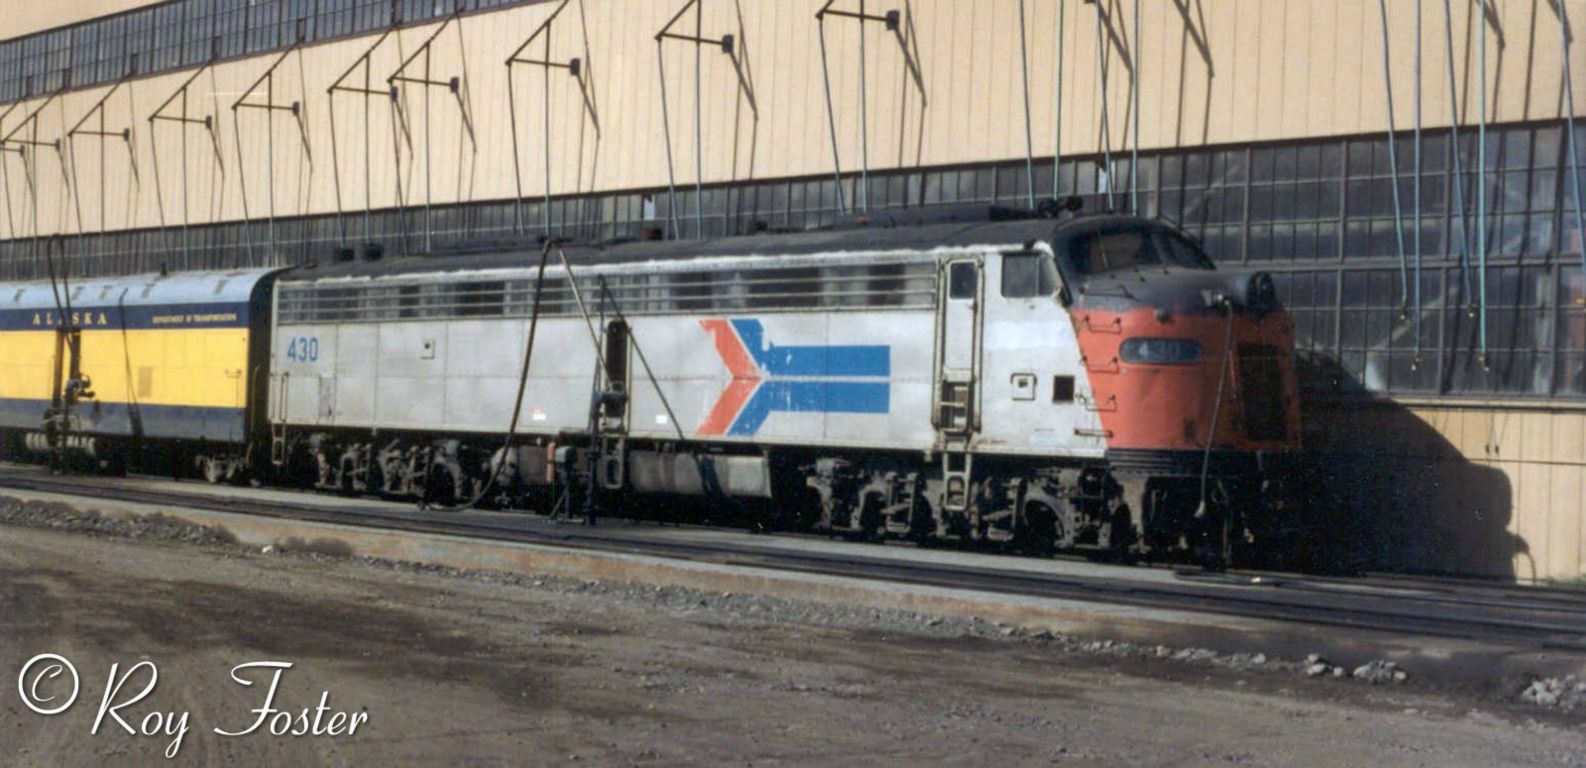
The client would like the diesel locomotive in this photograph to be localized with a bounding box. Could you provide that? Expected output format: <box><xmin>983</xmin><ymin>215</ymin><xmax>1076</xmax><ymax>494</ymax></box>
<box><xmin>0</xmin><ymin>205</ymin><xmax>1301</xmax><ymax>560</ymax></box>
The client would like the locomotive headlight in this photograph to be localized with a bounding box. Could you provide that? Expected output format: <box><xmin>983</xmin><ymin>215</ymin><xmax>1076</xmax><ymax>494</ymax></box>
<box><xmin>1119</xmin><ymin>337</ymin><xmax>1203</xmax><ymax>365</ymax></box>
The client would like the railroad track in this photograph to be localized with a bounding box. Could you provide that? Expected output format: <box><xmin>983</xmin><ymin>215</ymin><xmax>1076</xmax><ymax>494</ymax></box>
<box><xmin>2</xmin><ymin>465</ymin><xmax>1584</xmax><ymax>652</ymax></box>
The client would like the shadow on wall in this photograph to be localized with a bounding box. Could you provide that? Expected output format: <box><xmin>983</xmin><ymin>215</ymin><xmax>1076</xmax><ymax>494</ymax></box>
<box><xmin>1291</xmin><ymin>355</ymin><xmax>1526</xmax><ymax>582</ymax></box>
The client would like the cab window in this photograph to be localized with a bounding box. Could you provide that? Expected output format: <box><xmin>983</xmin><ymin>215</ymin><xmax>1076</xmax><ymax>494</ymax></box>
<box><xmin>1070</xmin><ymin>230</ymin><xmax>1158</xmax><ymax>274</ymax></box>
<box><xmin>1155</xmin><ymin>230</ymin><xmax>1215</xmax><ymax>270</ymax></box>
<box><xmin>1063</xmin><ymin>223</ymin><xmax>1215</xmax><ymax>276</ymax></box>
<box><xmin>948</xmin><ymin>262</ymin><xmax>977</xmax><ymax>300</ymax></box>
<box><xmin>1000</xmin><ymin>253</ymin><xmax>1058</xmax><ymax>298</ymax></box>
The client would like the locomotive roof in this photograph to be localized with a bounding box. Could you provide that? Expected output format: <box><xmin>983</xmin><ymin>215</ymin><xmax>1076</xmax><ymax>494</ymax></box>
<box><xmin>282</xmin><ymin>212</ymin><xmax>1160</xmax><ymax>283</ymax></box>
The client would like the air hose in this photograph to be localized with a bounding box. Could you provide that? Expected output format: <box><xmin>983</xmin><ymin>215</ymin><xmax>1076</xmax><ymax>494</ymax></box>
<box><xmin>420</xmin><ymin>238</ymin><xmax>555</xmax><ymax>511</ymax></box>
<box><xmin>1195</xmin><ymin>299</ymin><xmax>1236</xmax><ymax>563</ymax></box>
<box><xmin>43</xmin><ymin>236</ymin><xmax>82</xmax><ymax>471</ymax></box>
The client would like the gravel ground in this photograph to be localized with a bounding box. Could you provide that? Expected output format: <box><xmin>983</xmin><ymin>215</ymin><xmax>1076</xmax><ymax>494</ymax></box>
<box><xmin>2</xmin><ymin>499</ymin><xmax>1585</xmax><ymax>766</ymax></box>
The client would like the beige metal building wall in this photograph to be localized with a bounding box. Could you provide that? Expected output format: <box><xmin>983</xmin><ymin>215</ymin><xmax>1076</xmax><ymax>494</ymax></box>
<box><xmin>1</xmin><ymin>0</ymin><xmax>1585</xmax><ymax>583</ymax></box>
<box><xmin>0</xmin><ymin>0</ymin><xmax>1580</xmax><ymax>241</ymax></box>
<box><xmin>4</xmin><ymin>2</ymin><xmax>151</xmax><ymax>40</ymax></box>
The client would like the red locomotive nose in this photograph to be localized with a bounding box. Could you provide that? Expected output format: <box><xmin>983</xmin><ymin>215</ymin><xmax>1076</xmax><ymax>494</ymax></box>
<box><xmin>1073</xmin><ymin>305</ymin><xmax>1301</xmax><ymax>455</ymax></box>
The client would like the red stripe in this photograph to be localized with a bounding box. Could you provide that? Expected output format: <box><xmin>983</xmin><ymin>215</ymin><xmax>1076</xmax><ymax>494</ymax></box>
<box><xmin>698</xmin><ymin>319</ymin><xmax>761</xmax><ymax>435</ymax></box>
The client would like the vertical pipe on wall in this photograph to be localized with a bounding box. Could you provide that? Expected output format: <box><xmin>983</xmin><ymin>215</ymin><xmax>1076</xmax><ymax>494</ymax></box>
<box><xmin>0</xmin><ymin>177</ymin><xmax>9</xmax><ymax>276</ymax></box>
<box><xmin>0</xmin><ymin>151</ymin><xmax>9</xmax><ymax>251</ymax></box>
<box><xmin>1130</xmin><ymin>0</ymin><xmax>1139</xmax><ymax>213</ymax></box>
<box><xmin>816</xmin><ymin>15</ymin><xmax>849</xmax><ymax>216</ymax></box>
<box><xmin>657</xmin><ymin>44</ymin><xmax>684</xmax><ymax>237</ymax></box>
<box><xmin>545</xmin><ymin>22</ymin><xmax>556</xmax><ymax>236</ymax></box>
<box><xmin>1559</xmin><ymin>0</ymin><xmax>1586</xmax><ymax>284</ymax></box>
<box><xmin>694</xmin><ymin>1</ymin><xmax>706</xmax><ymax>233</ymax></box>
<box><xmin>1476</xmin><ymin>0</ymin><xmax>1488</xmax><ymax>368</ymax></box>
<box><xmin>1053</xmin><ymin>0</ymin><xmax>1065</xmax><ymax>201</ymax></box>
<box><xmin>2</xmin><ymin>152</ymin><xmax>14</xmax><ymax>273</ymax></box>
<box><xmin>1413</xmin><ymin>0</ymin><xmax>1424</xmax><ymax>369</ymax></box>
<box><xmin>363</xmin><ymin>60</ymin><xmax>372</xmax><ymax>244</ymax></box>
<box><xmin>1440</xmin><ymin>0</ymin><xmax>1473</xmax><ymax>306</ymax></box>
<box><xmin>124</xmin><ymin>85</ymin><xmax>138</xmax><ymax>274</ymax></box>
<box><xmin>1376</xmin><ymin>0</ymin><xmax>1410</xmax><ymax>316</ymax></box>
<box><xmin>0</xmin><ymin>107</ymin><xmax>16</xmax><ymax>249</ymax></box>
<box><xmin>182</xmin><ymin>89</ymin><xmax>191</xmax><ymax>267</ymax></box>
<box><xmin>65</xmin><ymin>134</ymin><xmax>83</xmax><ymax>245</ymax></box>
<box><xmin>23</xmin><ymin>144</ymin><xmax>37</xmax><ymax>275</ymax></box>
<box><xmin>97</xmin><ymin>109</ymin><xmax>105</xmax><ymax>261</ymax></box>
<box><xmin>54</xmin><ymin>115</ymin><xmax>75</xmax><ymax>262</ymax></box>
<box><xmin>1018</xmin><ymin>0</ymin><xmax>1036</xmax><ymax>208</ymax></box>
<box><xmin>233</xmin><ymin>106</ymin><xmax>252</xmax><ymax>263</ymax></box>
<box><xmin>857</xmin><ymin>0</ymin><xmax>870</xmax><ymax>212</ymax></box>
<box><xmin>208</xmin><ymin>107</ymin><xmax>225</xmax><ymax>266</ymax></box>
<box><xmin>507</xmin><ymin>63</ymin><xmax>523</xmax><ymax>236</ymax></box>
<box><xmin>389</xmin><ymin>91</ymin><xmax>408</xmax><ymax>255</ymax></box>
<box><xmin>1094</xmin><ymin>0</ymin><xmax>1114</xmax><ymax>211</ymax></box>
<box><xmin>423</xmin><ymin>47</ymin><xmax>432</xmax><ymax>253</ymax></box>
<box><xmin>268</xmin><ymin>72</ymin><xmax>278</xmax><ymax>264</ymax></box>
<box><xmin>149</xmin><ymin>119</ymin><xmax>166</xmax><ymax>258</ymax></box>
<box><xmin>328</xmin><ymin>92</ymin><xmax>344</xmax><ymax>241</ymax></box>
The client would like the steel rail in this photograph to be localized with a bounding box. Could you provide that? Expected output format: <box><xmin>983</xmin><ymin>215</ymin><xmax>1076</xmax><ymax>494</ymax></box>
<box><xmin>1</xmin><ymin>468</ymin><xmax>1584</xmax><ymax>650</ymax></box>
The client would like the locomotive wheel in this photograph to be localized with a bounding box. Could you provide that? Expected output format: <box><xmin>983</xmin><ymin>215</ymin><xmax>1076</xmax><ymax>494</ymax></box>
<box><xmin>422</xmin><ymin>463</ymin><xmax>464</xmax><ymax>508</ymax></box>
<box><xmin>1188</xmin><ymin>512</ymin><xmax>1233</xmax><ymax>571</ymax></box>
<box><xmin>199</xmin><ymin>457</ymin><xmax>226</xmax><ymax>485</ymax></box>
<box><xmin>97</xmin><ymin>443</ymin><xmax>129</xmax><ymax>477</ymax></box>
<box><xmin>1016</xmin><ymin>500</ymin><xmax>1060</xmax><ymax>557</ymax></box>
<box><xmin>859</xmin><ymin>492</ymin><xmax>887</xmax><ymax>543</ymax></box>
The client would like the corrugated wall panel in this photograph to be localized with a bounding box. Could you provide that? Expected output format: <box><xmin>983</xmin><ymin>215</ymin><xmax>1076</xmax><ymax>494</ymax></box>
<box><xmin>13</xmin><ymin>0</ymin><xmax>1575</xmax><ymax>242</ymax></box>
<box><xmin>4</xmin><ymin>1</ymin><xmax>149</xmax><ymax>40</ymax></box>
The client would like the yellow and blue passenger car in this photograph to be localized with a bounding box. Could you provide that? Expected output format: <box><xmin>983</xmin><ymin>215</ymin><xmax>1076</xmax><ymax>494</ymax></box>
<box><xmin>0</xmin><ymin>269</ymin><xmax>277</xmax><ymax>474</ymax></box>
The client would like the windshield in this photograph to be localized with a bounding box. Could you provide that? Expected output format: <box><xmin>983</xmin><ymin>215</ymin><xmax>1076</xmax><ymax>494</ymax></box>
<box><xmin>1156</xmin><ymin>229</ymin><xmax>1215</xmax><ymax>271</ymax></box>
<box><xmin>1063</xmin><ymin>222</ymin><xmax>1214</xmax><ymax>276</ymax></box>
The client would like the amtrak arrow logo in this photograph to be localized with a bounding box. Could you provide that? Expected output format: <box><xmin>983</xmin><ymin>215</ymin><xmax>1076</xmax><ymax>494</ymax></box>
<box><xmin>699</xmin><ymin>318</ymin><xmax>891</xmax><ymax>437</ymax></box>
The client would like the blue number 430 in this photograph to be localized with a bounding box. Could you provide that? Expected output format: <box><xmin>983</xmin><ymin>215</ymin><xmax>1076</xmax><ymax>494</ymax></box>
<box><xmin>286</xmin><ymin>336</ymin><xmax>320</xmax><ymax>362</ymax></box>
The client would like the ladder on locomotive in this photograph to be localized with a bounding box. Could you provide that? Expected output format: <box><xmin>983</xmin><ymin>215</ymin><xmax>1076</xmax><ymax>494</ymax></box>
<box><xmin>935</xmin><ymin>257</ymin><xmax>983</xmax><ymax>514</ymax></box>
<box><xmin>593</xmin><ymin>317</ymin><xmax>630</xmax><ymax>494</ymax></box>
<box><xmin>573</xmin><ymin>278</ymin><xmax>631</xmax><ymax>524</ymax></box>
<box><xmin>267</xmin><ymin>371</ymin><xmax>291</xmax><ymax>466</ymax></box>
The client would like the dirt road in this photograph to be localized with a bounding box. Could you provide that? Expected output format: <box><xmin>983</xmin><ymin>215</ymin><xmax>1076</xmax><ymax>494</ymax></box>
<box><xmin>1</xmin><ymin>517</ymin><xmax>1583</xmax><ymax>766</ymax></box>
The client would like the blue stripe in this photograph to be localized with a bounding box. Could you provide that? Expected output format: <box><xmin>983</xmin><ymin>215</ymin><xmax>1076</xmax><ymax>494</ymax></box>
<box><xmin>728</xmin><ymin>381</ymin><xmax>890</xmax><ymax>436</ymax></box>
<box><xmin>729</xmin><ymin>319</ymin><xmax>890</xmax><ymax>377</ymax></box>
<box><xmin>0</xmin><ymin>302</ymin><xmax>251</xmax><ymax>332</ymax></box>
<box><xmin>0</xmin><ymin>398</ymin><xmax>247</xmax><ymax>442</ymax></box>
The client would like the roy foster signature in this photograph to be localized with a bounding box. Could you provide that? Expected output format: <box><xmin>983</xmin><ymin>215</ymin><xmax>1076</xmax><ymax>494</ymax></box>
<box><xmin>14</xmin><ymin>655</ymin><xmax>368</xmax><ymax>759</ymax></box>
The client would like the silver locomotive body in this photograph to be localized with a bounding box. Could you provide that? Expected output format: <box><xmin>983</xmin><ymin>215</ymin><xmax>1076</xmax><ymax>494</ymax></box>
<box><xmin>267</xmin><ymin>214</ymin><xmax>1295</xmax><ymax>558</ymax></box>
